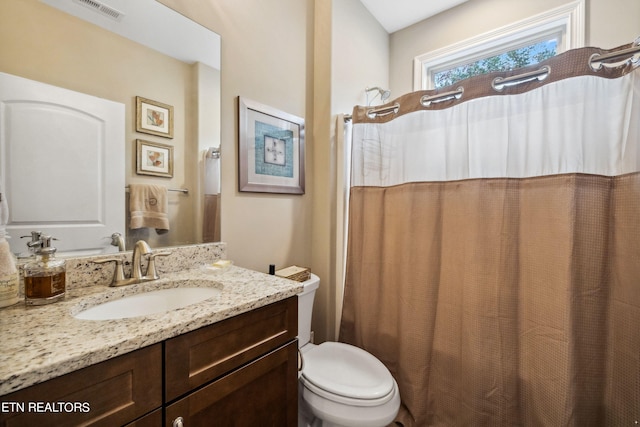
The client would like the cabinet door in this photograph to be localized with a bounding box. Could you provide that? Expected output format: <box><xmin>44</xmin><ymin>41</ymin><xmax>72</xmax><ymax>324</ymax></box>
<box><xmin>124</xmin><ymin>409</ymin><xmax>162</xmax><ymax>427</ymax></box>
<box><xmin>165</xmin><ymin>296</ymin><xmax>297</xmax><ymax>401</ymax></box>
<box><xmin>0</xmin><ymin>344</ymin><xmax>162</xmax><ymax>427</ymax></box>
<box><xmin>166</xmin><ymin>340</ymin><xmax>298</xmax><ymax>427</ymax></box>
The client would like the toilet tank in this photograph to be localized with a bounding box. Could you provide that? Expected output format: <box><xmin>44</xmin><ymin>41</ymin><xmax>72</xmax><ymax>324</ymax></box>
<box><xmin>298</xmin><ymin>273</ymin><xmax>320</xmax><ymax>347</ymax></box>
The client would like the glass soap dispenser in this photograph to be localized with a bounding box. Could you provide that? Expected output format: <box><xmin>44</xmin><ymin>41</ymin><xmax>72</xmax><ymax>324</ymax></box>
<box><xmin>24</xmin><ymin>235</ymin><xmax>66</xmax><ymax>306</ymax></box>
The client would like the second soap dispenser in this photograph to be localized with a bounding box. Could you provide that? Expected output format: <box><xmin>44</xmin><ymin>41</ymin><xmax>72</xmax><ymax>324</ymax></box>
<box><xmin>24</xmin><ymin>236</ymin><xmax>66</xmax><ymax>306</ymax></box>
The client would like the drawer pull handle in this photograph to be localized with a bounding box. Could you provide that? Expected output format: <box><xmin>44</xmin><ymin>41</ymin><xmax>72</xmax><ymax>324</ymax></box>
<box><xmin>173</xmin><ymin>416</ymin><xmax>184</xmax><ymax>427</ymax></box>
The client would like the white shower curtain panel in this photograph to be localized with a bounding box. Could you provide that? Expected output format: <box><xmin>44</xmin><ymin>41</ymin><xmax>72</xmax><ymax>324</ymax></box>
<box><xmin>351</xmin><ymin>73</ymin><xmax>639</xmax><ymax>186</ymax></box>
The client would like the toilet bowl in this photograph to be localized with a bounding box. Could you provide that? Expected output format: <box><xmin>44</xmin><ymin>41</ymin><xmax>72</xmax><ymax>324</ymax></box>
<box><xmin>298</xmin><ymin>274</ymin><xmax>400</xmax><ymax>427</ymax></box>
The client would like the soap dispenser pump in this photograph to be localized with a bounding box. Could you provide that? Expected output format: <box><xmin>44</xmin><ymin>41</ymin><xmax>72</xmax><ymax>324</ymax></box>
<box><xmin>24</xmin><ymin>235</ymin><xmax>66</xmax><ymax>306</ymax></box>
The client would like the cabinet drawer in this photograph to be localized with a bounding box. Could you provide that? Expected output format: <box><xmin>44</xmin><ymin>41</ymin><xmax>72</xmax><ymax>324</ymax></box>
<box><xmin>0</xmin><ymin>344</ymin><xmax>162</xmax><ymax>427</ymax></box>
<box><xmin>165</xmin><ymin>296</ymin><xmax>297</xmax><ymax>401</ymax></box>
<box><xmin>165</xmin><ymin>340</ymin><xmax>298</xmax><ymax>427</ymax></box>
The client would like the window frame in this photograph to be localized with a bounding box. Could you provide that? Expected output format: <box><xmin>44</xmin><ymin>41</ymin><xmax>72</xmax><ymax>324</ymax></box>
<box><xmin>413</xmin><ymin>0</ymin><xmax>585</xmax><ymax>90</ymax></box>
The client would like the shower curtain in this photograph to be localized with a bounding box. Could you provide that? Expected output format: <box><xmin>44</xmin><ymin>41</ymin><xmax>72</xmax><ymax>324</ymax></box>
<box><xmin>340</xmin><ymin>43</ymin><xmax>640</xmax><ymax>426</ymax></box>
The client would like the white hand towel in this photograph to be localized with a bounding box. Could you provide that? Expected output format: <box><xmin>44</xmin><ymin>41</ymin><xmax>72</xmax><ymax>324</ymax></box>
<box><xmin>129</xmin><ymin>184</ymin><xmax>170</xmax><ymax>233</ymax></box>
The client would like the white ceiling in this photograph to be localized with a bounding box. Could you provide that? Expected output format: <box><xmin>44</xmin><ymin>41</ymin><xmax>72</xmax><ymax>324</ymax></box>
<box><xmin>41</xmin><ymin>0</ymin><xmax>464</xmax><ymax>63</ymax></box>
<box><xmin>39</xmin><ymin>0</ymin><xmax>220</xmax><ymax>70</ymax></box>
<box><xmin>360</xmin><ymin>0</ymin><xmax>469</xmax><ymax>33</ymax></box>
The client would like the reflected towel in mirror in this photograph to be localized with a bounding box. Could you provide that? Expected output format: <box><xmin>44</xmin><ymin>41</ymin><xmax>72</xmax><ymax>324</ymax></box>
<box><xmin>129</xmin><ymin>184</ymin><xmax>170</xmax><ymax>233</ymax></box>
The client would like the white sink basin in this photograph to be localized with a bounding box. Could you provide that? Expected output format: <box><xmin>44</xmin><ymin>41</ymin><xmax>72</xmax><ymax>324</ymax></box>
<box><xmin>74</xmin><ymin>287</ymin><xmax>221</xmax><ymax>320</ymax></box>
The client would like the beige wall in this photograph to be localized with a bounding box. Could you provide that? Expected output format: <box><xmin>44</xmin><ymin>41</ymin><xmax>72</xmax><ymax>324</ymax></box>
<box><xmin>159</xmin><ymin>0</ymin><xmax>314</xmax><ymax>277</ymax></box>
<box><xmin>4</xmin><ymin>0</ymin><xmax>635</xmax><ymax>343</ymax></box>
<box><xmin>159</xmin><ymin>0</ymin><xmax>340</xmax><ymax>341</ymax></box>
<box><xmin>390</xmin><ymin>0</ymin><xmax>640</xmax><ymax>95</ymax></box>
<box><xmin>0</xmin><ymin>0</ymin><xmax>201</xmax><ymax>249</ymax></box>
<box><xmin>332</xmin><ymin>0</ymin><xmax>390</xmax><ymax>113</ymax></box>
<box><xmin>158</xmin><ymin>0</ymin><xmax>388</xmax><ymax>342</ymax></box>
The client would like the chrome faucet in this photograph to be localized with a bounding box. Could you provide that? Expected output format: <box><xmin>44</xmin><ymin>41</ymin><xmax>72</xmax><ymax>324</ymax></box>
<box><xmin>94</xmin><ymin>240</ymin><xmax>169</xmax><ymax>287</ymax></box>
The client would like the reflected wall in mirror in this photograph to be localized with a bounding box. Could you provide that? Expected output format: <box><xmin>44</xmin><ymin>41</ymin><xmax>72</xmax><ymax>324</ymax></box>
<box><xmin>0</xmin><ymin>0</ymin><xmax>221</xmax><ymax>256</ymax></box>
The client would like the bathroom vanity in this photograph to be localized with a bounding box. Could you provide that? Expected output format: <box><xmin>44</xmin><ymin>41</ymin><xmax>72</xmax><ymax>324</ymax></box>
<box><xmin>0</xmin><ymin>244</ymin><xmax>302</xmax><ymax>426</ymax></box>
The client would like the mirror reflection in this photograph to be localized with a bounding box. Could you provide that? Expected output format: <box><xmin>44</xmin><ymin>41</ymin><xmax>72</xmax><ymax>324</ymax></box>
<box><xmin>0</xmin><ymin>0</ymin><xmax>221</xmax><ymax>256</ymax></box>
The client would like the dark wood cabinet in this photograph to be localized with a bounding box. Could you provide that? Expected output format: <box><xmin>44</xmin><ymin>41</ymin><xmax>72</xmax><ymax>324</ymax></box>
<box><xmin>165</xmin><ymin>341</ymin><xmax>298</xmax><ymax>427</ymax></box>
<box><xmin>165</xmin><ymin>296</ymin><xmax>298</xmax><ymax>426</ymax></box>
<box><xmin>124</xmin><ymin>409</ymin><xmax>162</xmax><ymax>427</ymax></box>
<box><xmin>165</xmin><ymin>295</ymin><xmax>297</xmax><ymax>402</ymax></box>
<box><xmin>0</xmin><ymin>344</ymin><xmax>162</xmax><ymax>427</ymax></box>
<box><xmin>0</xmin><ymin>297</ymin><xmax>298</xmax><ymax>427</ymax></box>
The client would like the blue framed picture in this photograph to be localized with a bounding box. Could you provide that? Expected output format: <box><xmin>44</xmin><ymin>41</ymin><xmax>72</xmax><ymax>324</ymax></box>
<box><xmin>238</xmin><ymin>97</ymin><xmax>305</xmax><ymax>194</ymax></box>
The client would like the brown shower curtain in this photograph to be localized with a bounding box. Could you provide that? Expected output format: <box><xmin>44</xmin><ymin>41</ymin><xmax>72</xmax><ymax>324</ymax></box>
<box><xmin>340</xmin><ymin>45</ymin><xmax>640</xmax><ymax>426</ymax></box>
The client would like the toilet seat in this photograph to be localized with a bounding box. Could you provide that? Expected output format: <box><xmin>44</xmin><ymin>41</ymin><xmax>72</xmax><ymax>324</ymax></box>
<box><xmin>300</xmin><ymin>342</ymin><xmax>396</xmax><ymax>406</ymax></box>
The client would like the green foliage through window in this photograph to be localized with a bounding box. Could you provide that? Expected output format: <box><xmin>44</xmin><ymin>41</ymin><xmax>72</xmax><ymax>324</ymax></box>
<box><xmin>434</xmin><ymin>40</ymin><xmax>557</xmax><ymax>89</ymax></box>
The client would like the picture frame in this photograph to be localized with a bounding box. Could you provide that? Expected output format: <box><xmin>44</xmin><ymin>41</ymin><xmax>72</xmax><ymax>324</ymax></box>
<box><xmin>238</xmin><ymin>97</ymin><xmax>305</xmax><ymax>194</ymax></box>
<box><xmin>136</xmin><ymin>96</ymin><xmax>174</xmax><ymax>138</ymax></box>
<box><xmin>136</xmin><ymin>139</ymin><xmax>173</xmax><ymax>178</ymax></box>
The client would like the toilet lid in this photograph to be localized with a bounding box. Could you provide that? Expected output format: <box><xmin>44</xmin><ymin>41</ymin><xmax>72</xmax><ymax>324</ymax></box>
<box><xmin>301</xmin><ymin>342</ymin><xmax>394</xmax><ymax>400</ymax></box>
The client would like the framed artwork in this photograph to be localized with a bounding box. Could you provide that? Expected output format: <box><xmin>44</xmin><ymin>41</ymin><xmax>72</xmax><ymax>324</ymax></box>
<box><xmin>136</xmin><ymin>139</ymin><xmax>173</xmax><ymax>178</ymax></box>
<box><xmin>136</xmin><ymin>96</ymin><xmax>174</xmax><ymax>138</ymax></box>
<box><xmin>238</xmin><ymin>97</ymin><xmax>305</xmax><ymax>194</ymax></box>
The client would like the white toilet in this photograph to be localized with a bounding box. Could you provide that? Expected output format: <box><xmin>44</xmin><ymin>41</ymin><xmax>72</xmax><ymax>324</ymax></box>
<box><xmin>298</xmin><ymin>274</ymin><xmax>400</xmax><ymax>427</ymax></box>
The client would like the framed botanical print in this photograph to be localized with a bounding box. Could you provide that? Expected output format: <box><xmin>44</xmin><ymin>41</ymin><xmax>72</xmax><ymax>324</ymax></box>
<box><xmin>136</xmin><ymin>139</ymin><xmax>173</xmax><ymax>178</ymax></box>
<box><xmin>238</xmin><ymin>97</ymin><xmax>305</xmax><ymax>194</ymax></box>
<box><xmin>136</xmin><ymin>96</ymin><xmax>173</xmax><ymax>138</ymax></box>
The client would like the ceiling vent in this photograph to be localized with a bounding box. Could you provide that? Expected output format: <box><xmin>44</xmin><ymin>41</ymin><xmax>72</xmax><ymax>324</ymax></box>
<box><xmin>72</xmin><ymin>0</ymin><xmax>124</xmax><ymax>22</ymax></box>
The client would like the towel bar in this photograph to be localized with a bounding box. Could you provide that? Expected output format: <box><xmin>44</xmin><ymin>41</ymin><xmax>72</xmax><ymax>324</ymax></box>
<box><xmin>125</xmin><ymin>186</ymin><xmax>188</xmax><ymax>194</ymax></box>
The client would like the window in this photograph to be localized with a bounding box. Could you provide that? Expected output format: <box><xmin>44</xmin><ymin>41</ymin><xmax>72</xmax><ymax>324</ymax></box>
<box><xmin>433</xmin><ymin>39</ymin><xmax>558</xmax><ymax>88</ymax></box>
<box><xmin>414</xmin><ymin>0</ymin><xmax>585</xmax><ymax>90</ymax></box>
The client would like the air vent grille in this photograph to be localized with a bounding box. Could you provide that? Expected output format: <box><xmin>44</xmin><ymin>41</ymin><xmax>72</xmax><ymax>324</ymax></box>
<box><xmin>72</xmin><ymin>0</ymin><xmax>124</xmax><ymax>22</ymax></box>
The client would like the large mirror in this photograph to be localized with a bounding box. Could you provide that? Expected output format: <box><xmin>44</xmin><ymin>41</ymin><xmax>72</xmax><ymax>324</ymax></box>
<box><xmin>0</xmin><ymin>0</ymin><xmax>221</xmax><ymax>256</ymax></box>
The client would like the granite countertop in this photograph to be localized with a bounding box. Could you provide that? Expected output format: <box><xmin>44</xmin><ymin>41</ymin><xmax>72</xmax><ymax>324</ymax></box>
<box><xmin>0</xmin><ymin>265</ymin><xmax>302</xmax><ymax>396</ymax></box>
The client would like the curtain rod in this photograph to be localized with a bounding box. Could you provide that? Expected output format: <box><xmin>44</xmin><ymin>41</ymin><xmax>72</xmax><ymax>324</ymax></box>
<box><xmin>349</xmin><ymin>65</ymin><xmax>550</xmax><ymax>120</ymax></box>
<box><xmin>367</xmin><ymin>103</ymin><xmax>400</xmax><ymax>119</ymax></box>
<box><xmin>590</xmin><ymin>43</ymin><xmax>640</xmax><ymax>69</ymax></box>
<box><xmin>349</xmin><ymin>40</ymin><xmax>640</xmax><ymax>122</ymax></box>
